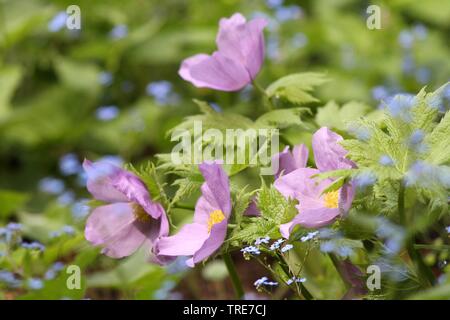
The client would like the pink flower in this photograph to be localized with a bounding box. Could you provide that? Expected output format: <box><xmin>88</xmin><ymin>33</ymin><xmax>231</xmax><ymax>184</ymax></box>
<box><xmin>155</xmin><ymin>161</ymin><xmax>231</xmax><ymax>267</ymax></box>
<box><xmin>272</xmin><ymin>144</ymin><xmax>309</xmax><ymax>178</ymax></box>
<box><xmin>179</xmin><ymin>13</ymin><xmax>267</xmax><ymax>91</ymax></box>
<box><xmin>83</xmin><ymin>160</ymin><xmax>170</xmax><ymax>263</ymax></box>
<box><xmin>274</xmin><ymin>127</ymin><xmax>356</xmax><ymax>237</ymax></box>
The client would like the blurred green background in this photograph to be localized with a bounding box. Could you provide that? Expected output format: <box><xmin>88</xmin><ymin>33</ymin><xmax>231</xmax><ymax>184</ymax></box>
<box><xmin>0</xmin><ymin>0</ymin><xmax>449</xmax><ymax>299</ymax></box>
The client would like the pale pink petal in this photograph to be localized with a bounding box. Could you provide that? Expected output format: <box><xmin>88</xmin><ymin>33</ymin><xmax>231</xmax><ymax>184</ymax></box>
<box><xmin>274</xmin><ymin>168</ymin><xmax>322</xmax><ymax>200</ymax></box>
<box><xmin>292</xmin><ymin>206</ymin><xmax>341</xmax><ymax>229</ymax></box>
<box><xmin>312</xmin><ymin>127</ymin><xmax>356</xmax><ymax>172</ymax></box>
<box><xmin>216</xmin><ymin>13</ymin><xmax>267</xmax><ymax>79</ymax></box>
<box><xmin>339</xmin><ymin>183</ymin><xmax>355</xmax><ymax>213</ymax></box>
<box><xmin>85</xmin><ymin>203</ymin><xmax>147</xmax><ymax>258</ymax></box>
<box><xmin>192</xmin><ymin>219</ymin><xmax>228</xmax><ymax>265</ymax></box>
<box><xmin>179</xmin><ymin>52</ymin><xmax>251</xmax><ymax>91</ymax></box>
<box><xmin>83</xmin><ymin>160</ymin><xmax>128</xmax><ymax>203</ymax></box>
<box><xmin>111</xmin><ymin>167</ymin><xmax>161</xmax><ymax>219</ymax></box>
<box><xmin>273</xmin><ymin>144</ymin><xmax>309</xmax><ymax>178</ymax></box>
<box><xmin>280</xmin><ymin>221</ymin><xmax>294</xmax><ymax>238</ymax></box>
<box><xmin>156</xmin><ymin>223</ymin><xmax>209</xmax><ymax>257</ymax></box>
<box><xmin>198</xmin><ymin>161</ymin><xmax>232</xmax><ymax>216</ymax></box>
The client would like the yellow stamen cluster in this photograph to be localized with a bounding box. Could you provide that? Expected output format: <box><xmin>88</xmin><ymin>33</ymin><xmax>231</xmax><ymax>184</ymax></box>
<box><xmin>207</xmin><ymin>210</ymin><xmax>225</xmax><ymax>233</ymax></box>
<box><xmin>324</xmin><ymin>190</ymin><xmax>339</xmax><ymax>209</ymax></box>
<box><xmin>132</xmin><ymin>203</ymin><xmax>151</xmax><ymax>222</ymax></box>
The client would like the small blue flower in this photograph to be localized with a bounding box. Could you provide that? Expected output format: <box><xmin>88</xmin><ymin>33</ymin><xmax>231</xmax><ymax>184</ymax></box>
<box><xmin>21</xmin><ymin>241</ymin><xmax>45</xmax><ymax>251</ymax></box>
<box><xmin>71</xmin><ymin>199</ymin><xmax>90</xmax><ymax>220</ymax></box>
<box><xmin>209</xmin><ymin>102</ymin><xmax>222</xmax><ymax>113</ymax></box>
<box><xmin>320</xmin><ymin>241</ymin><xmax>336</xmax><ymax>253</ymax></box>
<box><xmin>409</xmin><ymin>129</ymin><xmax>425</xmax><ymax>145</ymax></box>
<box><xmin>254</xmin><ymin>236</ymin><xmax>270</xmax><ymax>246</ymax></box>
<box><xmin>354</xmin><ymin>171</ymin><xmax>377</xmax><ymax>189</ymax></box>
<box><xmin>267</xmin><ymin>35</ymin><xmax>280</xmax><ymax>60</ymax></box>
<box><xmin>45</xmin><ymin>262</ymin><xmax>65</xmax><ymax>280</ymax></box>
<box><xmin>62</xmin><ymin>225</ymin><xmax>76</xmax><ymax>235</ymax></box>
<box><xmin>96</xmin><ymin>105</ymin><xmax>120</xmax><ymax>121</ymax></box>
<box><xmin>109</xmin><ymin>24</ymin><xmax>128</xmax><ymax>39</ymax></box>
<box><xmin>412</xmin><ymin>24</ymin><xmax>427</xmax><ymax>40</ymax></box>
<box><xmin>39</xmin><ymin>177</ymin><xmax>65</xmax><ymax>194</ymax></box>
<box><xmin>385</xmin><ymin>94</ymin><xmax>416</xmax><ymax>121</ymax></box>
<box><xmin>336</xmin><ymin>246</ymin><xmax>353</xmax><ymax>258</ymax></box>
<box><xmin>7</xmin><ymin>223</ymin><xmax>22</xmax><ymax>232</ymax></box>
<box><xmin>281</xmin><ymin>244</ymin><xmax>293</xmax><ymax>253</ymax></box>
<box><xmin>241</xmin><ymin>246</ymin><xmax>261</xmax><ymax>255</ymax></box>
<box><xmin>254</xmin><ymin>277</ymin><xmax>268</xmax><ymax>287</ymax></box>
<box><xmin>286</xmin><ymin>276</ymin><xmax>306</xmax><ymax>285</ymax></box>
<box><xmin>57</xmin><ymin>191</ymin><xmax>75</xmax><ymax>206</ymax></box>
<box><xmin>372</xmin><ymin>86</ymin><xmax>389</xmax><ymax>101</ymax></box>
<box><xmin>0</xmin><ymin>271</ymin><xmax>21</xmax><ymax>288</ymax></box>
<box><xmin>48</xmin><ymin>11</ymin><xmax>67</xmax><ymax>32</ymax></box>
<box><xmin>266</xmin><ymin>0</ymin><xmax>283</xmax><ymax>9</ymax></box>
<box><xmin>59</xmin><ymin>153</ymin><xmax>81</xmax><ymax>176</ymax></box>
<box><xmin>291</xmin><ymin>33</ymin><xmax>308</xmax><ymax>48</ymax></box>
<box><xmin>398</xmin><ymin>30</ymin><xmax>414</xmax><ymax>49</ymax></box>
<box><xmin>402</xmin><ymin>54</ymin><xmax>415</xmax><ymax>74</ymax></box>
<box><xmin>98</xmin><ymin>72</ymin><xmax>113</xmax><ymax>86</ymax></box>
<box><xmin>275</xmin><ymin>5</ymin><xmax>303</xmax><ymax>22</ymax></box>
<box><xmin>426</xmin><ymin>94</ymin><xmax>445</xmax><ymax>112</ymax></box>
<box><xmin>415</xmin><ymin>68</ymin><xmax>431</xmax><ymax>84</ymax></box>
<box><xmin>269</xmin><ymin>238</ymin><xmax>285</xmax><ymax>250</ymax></box>
<box><xmin>146</xmin><ymin>81</ymin><xmax>178</xmax><ymax>105</ymax></box>
<box><xmin>348</xmin><ymin>125</ymin><xmax>371</xmax><ymax>141</ymax></box>
<box><xmin>300</xmin><ymin>231</ymin><xmax>319</xmax><ymax>242</ymax></box>
<box><xmin>379</xmin><ymin>155</ymin><xmax>394</xmax><ymax>166</ymax></box>
<box><xmin>254</xmin><ymin>277</ymin><xmax>278</xmax><ymax>288</ymax></box>
<box><xmin>28</xmin><ymin>278</ymin><xmax>44</xmax><ymax>290</ymax></box>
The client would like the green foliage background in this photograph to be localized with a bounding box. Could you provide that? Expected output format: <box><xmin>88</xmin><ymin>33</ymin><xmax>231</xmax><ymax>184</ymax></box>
<box><xmin>0</xmin><ymin>0</ymin><xmax>449</xmax><ymax>299</ymax></box>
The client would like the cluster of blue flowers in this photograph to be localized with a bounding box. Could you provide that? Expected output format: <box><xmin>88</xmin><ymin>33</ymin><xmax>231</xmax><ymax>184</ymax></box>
<box><xmin>353</xmin><ymin>170</ymin><xmax>377</xmax><ymax>190</ymax></box>
<box><xmin>0</xmin><ymin>223</ymin><xmax>23</xmax><ymax>245</ymax></box>
<box><xmin>254</xmin><ymin>236</ymin><xmax>270</xmax><ymax>246</ymax></box>
<box><xmin>280</xmin><ymin>244</ymin><xmax>293</xmax><ymax>253</ymax></box>
<box><xmin>376</xmin><ymin>218</ymin><xmax>406</xmax><ymax>256</ymax></box>
<box><xmin>0</xmin><ymin>271</ymin><xmax>22</xmax><ymax>288</ymax></box>
<box><xmin>253</xmin><ymin>276</ymin><xmax>278</xmax><ymax>289</ymax></box>
<box><xmin>49</xmin><ymin>225</ymin><xmax>76</xmax><ymax>239</ymax></box>
<box><xmin>146</xmin><ymin>81</ymin><xmax>179</xmax><ymax>106</ymax></box>
<box><xmin>21</xmin><ymin>241</ymin><xmax>45</xmax><ymax>252</ymax></box>
<box><xmin>241</xmin><ymin>245</ymin><xmax>261</xmax><ymax>256</ymax></box>
<box><xmin>44</xmin><ymin>262</ymin><xmax>65</xmax><ymax>280</ymax></box>
<box><xmin>286</xmin><ymin>276</ymin><xmax>306</xmax><ymax>285</ymax></box>
<box><xmin>269</xmin><ymin>238</ymin><xmax>285</xmax><ymax>251</ymax></box>
<box><xmin>300</xmin><ymin>231</ymin><xmax>319</xmax><ymax>242</ymax></box>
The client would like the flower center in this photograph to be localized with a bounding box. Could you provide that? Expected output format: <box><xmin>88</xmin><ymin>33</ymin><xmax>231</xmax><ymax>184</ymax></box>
<box><xmin>132</xmin><ymin>203</ymin><xmax>151</xmax><ymax>222</ymax></box>
<box><xmin>207</xmin><ymin>210</ymin><xmax>225</xmax><ymax>233</ymax></box>
<box><xmin>324</xmin><ymin>190</ymin><xmax>339</xmax><ymax>209</ymax></box>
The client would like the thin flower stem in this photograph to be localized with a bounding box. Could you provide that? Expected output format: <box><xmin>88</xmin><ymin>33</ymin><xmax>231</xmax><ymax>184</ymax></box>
<box><xmin>398</xmin><ymin>183</ymin><xmax>435</xmax><ymax>288</ymax></box>
<box><xmin>328</xmin><ymin>253</ymin><xmax>351</xmax><ymax>290</ymax></box>
<box><xmin>277</xmin><ymin>252</ymin><xmax>314</xmax><ymax>300</ymax></box>
<box><xmin>223</xmin><ymin>252</ymin><xmax>245</xmax><ymax>299</ymax></box>
<box><xmin>252</xmin><ymin>81</ymin><xmax>273</xmax><ymax>111</ymax></box>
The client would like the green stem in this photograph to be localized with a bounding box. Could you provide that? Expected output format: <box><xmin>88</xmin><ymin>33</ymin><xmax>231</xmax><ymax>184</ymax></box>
<box><xmin>328</xmin><ymin>253</ymin><xmax>351</xmax><ymax>290</ymax></box>
<box><xmin>172</xmin><ymin>203</ymin><xmax>195</xmax><ymax>211</ymax></box>
<box><xmin>252</xmin><ymin>81</ymin><xmax>273</xmax><ymax>111</ymax></box>
<box><xmin>277</xmin><ymin>253</ymin><xmax>314</xmax><ymax>300</ymax></box>
<box><xmin>223</xmin><ymin>252</ymin><xmax>244</xmax><ymax>299</ymax></box>
<box><xmin>398</xmin><ymin>183</ymin><xmax>435</xmax><ymax>287</ymax></box>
